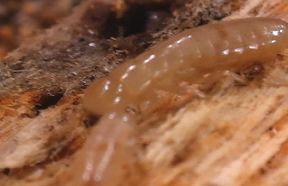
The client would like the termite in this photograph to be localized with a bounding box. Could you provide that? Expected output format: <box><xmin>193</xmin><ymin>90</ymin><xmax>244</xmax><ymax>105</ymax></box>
<box><xmin>74</xmin><ymin>17</ymin><xmax>288</xmax><ymax>186</ymax></box>
<box><xmin>83</xmin><ymin>17</ymin><xmax>288</xmax><ymax>116</ymax></box>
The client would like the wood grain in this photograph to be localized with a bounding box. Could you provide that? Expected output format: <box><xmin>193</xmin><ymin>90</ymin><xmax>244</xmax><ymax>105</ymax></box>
<box><xmin>2</xmin><ymin>0</ymin><xmax>288</xmax><ymax>186</ymax></box>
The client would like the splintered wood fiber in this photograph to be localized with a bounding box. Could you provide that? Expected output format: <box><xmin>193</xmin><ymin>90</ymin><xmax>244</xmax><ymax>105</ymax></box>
<box><xmin>2</xmin><ymin>0</ymin><xmax>288</xmax><ymax>186</ymax></box>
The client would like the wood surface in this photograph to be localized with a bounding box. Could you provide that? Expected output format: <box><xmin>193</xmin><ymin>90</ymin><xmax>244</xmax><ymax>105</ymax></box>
<box><xmin>2</xmin><ymin>0</ymin><xmax>288</xmax><ymax>185</ymax></box>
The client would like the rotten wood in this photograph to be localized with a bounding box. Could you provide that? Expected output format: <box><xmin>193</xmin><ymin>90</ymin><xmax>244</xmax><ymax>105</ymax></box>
<box><xmin>2</xmin><ymin>0</ymin><xmax>288</xmax><ymax>186</ymax></box>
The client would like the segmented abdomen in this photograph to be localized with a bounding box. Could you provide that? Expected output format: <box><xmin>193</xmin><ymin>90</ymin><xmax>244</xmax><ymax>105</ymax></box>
<box><xmin>84</xmin><ymin>17</ymin><xmax>288</xmax><ymax>115</ymax></box>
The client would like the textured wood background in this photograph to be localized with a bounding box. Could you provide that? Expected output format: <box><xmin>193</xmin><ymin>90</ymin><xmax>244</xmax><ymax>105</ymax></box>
<box><xmin>2</xmin><ymin>0</ymin><xmax>288</xmax><ymax>185</ymax></box>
